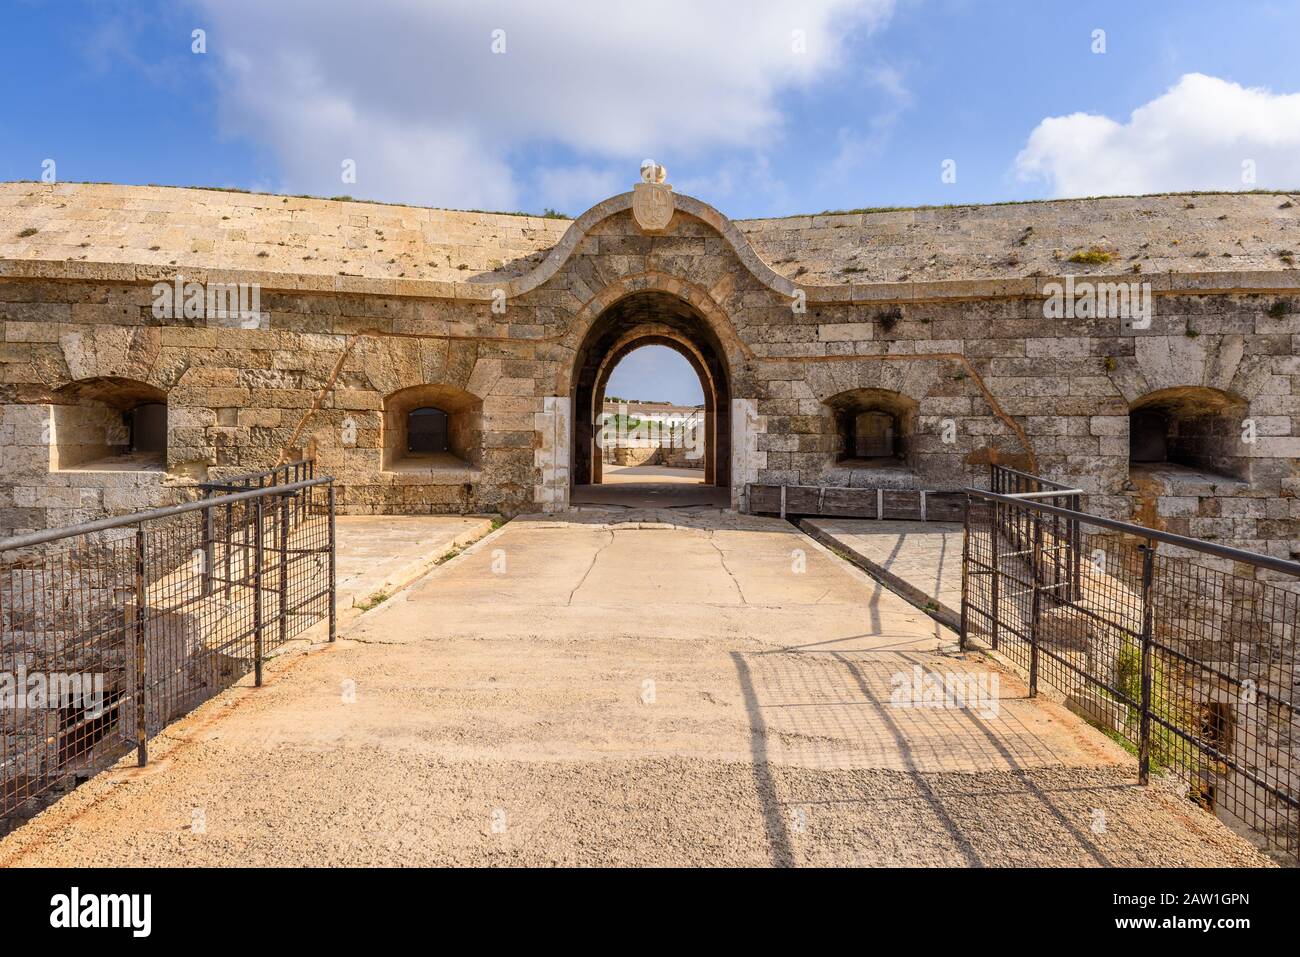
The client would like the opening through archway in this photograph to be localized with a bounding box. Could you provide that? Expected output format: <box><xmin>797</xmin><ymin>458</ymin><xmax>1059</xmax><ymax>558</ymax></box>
<box><xmin>570</xmin><ymin>291</ymin><xmax>731</xmax><ymax>507</ymax></box>
<box><xmin>600</xmin><ymin>345</ymin><xmax>707</xmax><ymax>487</ymax></box>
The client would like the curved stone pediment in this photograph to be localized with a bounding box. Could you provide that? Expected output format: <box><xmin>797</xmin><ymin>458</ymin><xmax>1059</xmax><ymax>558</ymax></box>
<box><xmin>460</xmin><ymin>190</ymin><xmax>801</xmax><ymax>304</ymax></box>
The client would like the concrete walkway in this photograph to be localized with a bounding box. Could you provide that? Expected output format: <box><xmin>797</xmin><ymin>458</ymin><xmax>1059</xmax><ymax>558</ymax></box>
<box><xmin>802</xmin><ymin>519</ymin><xmax>965</xmax><ymax>629</ymax></box>
<box><xmin>333</xmin><ymin>514</ymin><xmax>496</xmax><ymax>610</ymax></box>
<box><xmin>0</xmin><ymin>512</ymin><xmax>1268</xmax><ymax>867</ymax></box>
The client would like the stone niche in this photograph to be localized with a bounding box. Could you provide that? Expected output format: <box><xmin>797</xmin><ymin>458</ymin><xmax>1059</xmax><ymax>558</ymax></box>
<box><xmin>1128</xmin><ymin>386</ymin><xmax>1250</xmax><ymax>483</ymax></box>
<box><xmin>50</xmin><ymin>377</ymin><xmax>168</xmax><ymax>472</ymax></box>
<box><xmin>381</xmin><ymin>383</ymin><xmax>483</xmax><ymax>476</ymax></box>
<box><xmin>820</xmin><ymin>387</ymin><xmax>920</xmax><ymax>486</ymax></box>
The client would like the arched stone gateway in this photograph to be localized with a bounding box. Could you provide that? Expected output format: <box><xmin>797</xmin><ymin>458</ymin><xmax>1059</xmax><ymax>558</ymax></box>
<box><xmin>569</xmin><ymin>291</ymin><xmax>732</xmax><ymax>497</ymax></box>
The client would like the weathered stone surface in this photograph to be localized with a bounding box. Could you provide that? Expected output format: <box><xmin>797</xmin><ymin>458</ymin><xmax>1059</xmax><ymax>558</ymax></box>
<box><xmin>0</xmin><ymin>183</ymin><xmax>1294</xmax><ymax>561</ymax></box>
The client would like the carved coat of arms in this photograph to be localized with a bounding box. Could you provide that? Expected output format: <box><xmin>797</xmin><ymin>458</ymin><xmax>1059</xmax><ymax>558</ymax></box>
<box><xmin>632</xmin><ymin>160</ymin><xmax>674</xmax><ymax>233</ymax></box>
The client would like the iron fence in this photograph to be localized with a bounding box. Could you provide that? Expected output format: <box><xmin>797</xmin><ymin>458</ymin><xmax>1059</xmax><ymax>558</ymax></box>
<box><xmin>961</xmin><ymin>477</ymin><xmax>1300</xmax><ymax>861</ymax></box>
<box><xmin>199</xmin><ymin>458</ymin><xmax>315</xmax><ymax>496</ymax></box>
<box><xmin>1</xmin><ymin>474</ymin><xmax>336</xmax><ymax>822</ymax></box>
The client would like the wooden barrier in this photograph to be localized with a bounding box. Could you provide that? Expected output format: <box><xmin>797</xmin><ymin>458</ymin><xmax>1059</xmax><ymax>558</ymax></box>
<box><xmin>746</xmin><ymin>484</ymin><xmax>965</xmax><ymax>522</ymax></box>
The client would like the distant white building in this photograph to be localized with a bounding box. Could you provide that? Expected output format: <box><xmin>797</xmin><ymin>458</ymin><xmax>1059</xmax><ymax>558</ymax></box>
<box><xmin>598</xmin><ymin>401</ymin><xmax>706</xmax><ymax>465</ymax></box>
<box><xmin>600</xmin><ymin>401</ymin><xmax>703</xmax><ymax>430</ymax></box>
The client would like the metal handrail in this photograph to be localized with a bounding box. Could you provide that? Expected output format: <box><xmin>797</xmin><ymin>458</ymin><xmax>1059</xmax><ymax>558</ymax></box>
<box><xmin>997</xmin><ymin>487</ymin><xmax>1085</xmax><ymax>500</ymax></box>
<box><xmin>0</xmin><ymin>477</ymin><xmax>332</xmax><ymax>553</ymax></box>
<box><xmin>968</xmin><ymin>486</ymin><xmax>1300</xmax><ymax>578</ymax></box>
<box><xmin>962</xmin><ymin>477</ymin><xmax>1300</xmax><ymax>861</ymax></box>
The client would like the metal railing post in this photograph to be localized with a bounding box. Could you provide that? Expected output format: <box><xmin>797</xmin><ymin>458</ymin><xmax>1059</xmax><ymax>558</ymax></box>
<box><xmin>1016</xmin><ymin>472</ymin><xmax>1027</xmax><ymax>553</ymax></box>
<box><xmin>134</xmin><ymin>523</ymin><xmax>148</xmax><ymax>767</ymax></box>
<box><xmin>1138</xmin><ymin>543</ymin><xmax>1155</xmax><ymax>784</ymax></box>
<box><xmin>279</xmin><ymin>490</ymin><xmax>290</xmax><ymax>648</ymax></box>
<box><xmin>959</xmin><ymin>495</ymin><xmax>970</xmax><ymax>651</ymax></box>
<box><xmin>328</xmin><ymin>483</ymin><xmax>337</xmax><ymax>643</ymax></box>
<box><xmin>1070</xmin><ymin>493</ymin><xmax>1082</xmax><ymax>603</ymax></box>
<box><xmin>254</xmin><ymin>497</ymin><xmax>265</xmax><ymax>687</ymax></box>
<box><xmin>201</xmin><ymin>501</ymin><xmax>215</xmax><ymax>597</ymax></box>
<box><xmin>989</xmin><ymin>499</ymin><xmax>1000</xmax><ymax>651</ymax></box>
<box><xmin>1051</xmin><ymin>511</ymin><xmax>1063</xmax><ymax>596</ymax></box>
<box><xmin>243</xmin><ymin>497</ymin><xmax>254</xmax><ymax>590</ymax></box>
<box><xmin>223</xmin><ymin>500</ymin><xmax>233</xmax><ymax>598</ymax></box>
<box><xmin>1028</xmin><ymin>513</ymin><xmax>1042</xmax><ymax>698</ymax></box>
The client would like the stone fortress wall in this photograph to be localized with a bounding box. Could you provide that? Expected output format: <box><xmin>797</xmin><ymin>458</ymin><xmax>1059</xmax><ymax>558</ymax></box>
<box><xmin>0</xmin><ymin>181</ymin><xmax>1296</xmax><ymax>567</ymax></box>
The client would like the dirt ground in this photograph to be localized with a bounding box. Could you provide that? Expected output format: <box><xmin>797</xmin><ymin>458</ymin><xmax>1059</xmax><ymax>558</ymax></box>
<box><xmin>0</xmin><ymin>510</ymin><xmax>1271</xmax><ymax>867</ymax></box>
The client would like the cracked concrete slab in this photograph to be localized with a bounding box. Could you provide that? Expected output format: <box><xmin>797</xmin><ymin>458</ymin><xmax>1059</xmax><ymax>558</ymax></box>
<box><xmin>802</xmin><ymin>519</ymin><xmax>965</xmax><ymax>628</ymax></box>
<box><xmin>335</xmin><ymin>515</ymin><xmax>496</xmax><ymax>602</ymax></box>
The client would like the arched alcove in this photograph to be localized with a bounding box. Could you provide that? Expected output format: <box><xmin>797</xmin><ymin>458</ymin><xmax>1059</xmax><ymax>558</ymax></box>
<box><xmin>382</xmin><ymin>384</ymin><xmax>483</xmax><ymax>472</ymax></box>
<box><xmin>1128</xmin><ymin>386</ymin><xmax>1249</xmax><ymax>482</ymax></box>
<box><xmin>823</xmin><ymin>387</ymin><xmax>919</xmax><ymax>470</ymax></box>
<box><xmin>50</xmin><ymin>377</ymin><xmax>168</xmax><ymax>471</ymax></box>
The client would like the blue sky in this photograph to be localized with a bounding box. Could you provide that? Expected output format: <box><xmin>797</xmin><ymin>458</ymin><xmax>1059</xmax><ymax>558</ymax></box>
<box><xmin>605</xmin><ymin>348</ymin><xmax>705</xmax><ymax>407</ymax></box>
<box><xmin>3</xmin><ymin>0</ymin><xmax>1299</xmax><ymax>403</ymax></box>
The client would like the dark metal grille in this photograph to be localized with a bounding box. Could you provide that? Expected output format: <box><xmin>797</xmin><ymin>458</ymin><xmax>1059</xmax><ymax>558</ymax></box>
<box><xmin>1</xmin><ymin>474</ymin><xmax>336</xmax><ymax>822</ymax></box>
<box><xmin>962</xmin><ymin>466</ymin><xmax>1300</xmax><ymax>861</ymax></box>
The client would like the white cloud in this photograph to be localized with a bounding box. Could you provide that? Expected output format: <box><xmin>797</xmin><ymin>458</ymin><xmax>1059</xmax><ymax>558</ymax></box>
<box><xmin>195</xmin><ymin>0</ymin><xmax>894</xmax><ymax>211</ymax></box>
<box><xmin>1014</xmin><ymin>73</ymin><xmax>1300</xmax><ymax>197</ymax></box>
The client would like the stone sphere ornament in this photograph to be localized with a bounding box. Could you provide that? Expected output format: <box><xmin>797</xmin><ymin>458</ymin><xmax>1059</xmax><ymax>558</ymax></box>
<box><xmin>640</xmin><ymin>159</ymin><xmax>667</xmax><ymax>184</ymax></box>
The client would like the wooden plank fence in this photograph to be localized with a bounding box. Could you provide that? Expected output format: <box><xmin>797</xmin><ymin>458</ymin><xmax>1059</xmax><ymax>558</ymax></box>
<box><xmin>746</xmin><ymin>484</ymin><xmax>966</xmax><ymax>522</ymax></box>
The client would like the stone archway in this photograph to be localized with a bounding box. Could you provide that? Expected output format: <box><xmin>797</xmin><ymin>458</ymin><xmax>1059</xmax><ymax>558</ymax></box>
<box><xmin>570</xmin><ymin>291</ymin><xmax>732</xmax><ymax>492</ymax></box>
